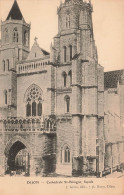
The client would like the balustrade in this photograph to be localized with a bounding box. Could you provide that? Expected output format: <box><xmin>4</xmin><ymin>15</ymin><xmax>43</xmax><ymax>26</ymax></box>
<box><xmin>0</xmin><ymin>117</ymin><xmax>56</xmax><ymax>133</ymax></box>
<box><xmin>17</xmin><ymin>59</ymin><xmax>50</xmax><ymax>74</ymax></box>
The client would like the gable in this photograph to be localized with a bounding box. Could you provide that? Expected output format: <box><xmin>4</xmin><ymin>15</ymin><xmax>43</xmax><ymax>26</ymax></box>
<box><xmin>26</xmin><ymin>41</ymin><xmax>49</xmax><ymax>61</ymax></box>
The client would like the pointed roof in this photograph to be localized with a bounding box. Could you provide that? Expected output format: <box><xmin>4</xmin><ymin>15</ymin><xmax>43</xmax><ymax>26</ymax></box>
<box><xmin>6</xmin><ymin>0</ymin><xmax>24</xmax><ymax>20</ymax></box>
<box><xmin>104</xmin><ymin>69</ymin><xmax>124</xmax><ymax>89</ymax></box>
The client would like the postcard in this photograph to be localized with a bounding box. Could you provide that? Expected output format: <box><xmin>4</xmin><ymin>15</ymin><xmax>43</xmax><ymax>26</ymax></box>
<box><xmin>0</xmin><ymin>0</ymin><xmax>124</xmax><ymax>195</ymax></box>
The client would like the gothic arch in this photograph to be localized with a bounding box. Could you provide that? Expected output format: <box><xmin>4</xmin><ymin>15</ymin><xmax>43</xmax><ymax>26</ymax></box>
<box><xmin>61</xmin><ymin>143</ymin><xmax>71</xmax><ymax>163</ymax></box>
<box><xmin>24</xmin><ymin>30</ymin><xmax>28</xmax><ymax>46</ymax></box>
<box><xmin>4</xmin><ymin>135</ymin><xmax>32</xmax><ymax>157</ymax></box>
<box><xmin>66</xmin><ymin>15</ymin><xmax>70</xmax><ymax>28</ymax></box>
<box><xmin>62</xmin><ymin>71</ymin><xmax>67</xmax><ymax>87</ymax></box>
<box><xmin>64</xmin><ymin>95</ymin><xmax>70</xmax><ymax>113</ymax></box>
<box><xmin>61</xmin><ymin>143</ymin><xmax>71</xmax><ymax>151</ymax></box>
<box><xmin>13</xmin><ymin>27</ymin><xmax>18</xmax><ymax>42</ymax></box>
<box><xmin>24</xmin><ymin>84</ymin><xmax>43</xmax><ymax>117</ymax></box>
<box><xmin>24</xmin><ymin>84</ymin><xmax>43</xmax><ymax>103</ymax></box>
<box><xmin>68</xmin><ymin>70</ymin><xmax>72</xmax><ymax>85</ymax></box>
<box><xmin>4</xmin><ymin>89</ymin><xmax>7</xmax><ymax>104</ymax></box>
<box><xmin>4</xmin><ymin>28</ymin><xmax>9</xmax><ymax>43</ymax></box>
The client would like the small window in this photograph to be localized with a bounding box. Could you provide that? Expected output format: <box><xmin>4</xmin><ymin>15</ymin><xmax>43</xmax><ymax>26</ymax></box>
<box><xmin>62</xmin><ymin>72</ymin><xmax>67</xmax><ymax>87</ymax></box>
<box><xmin>66</xmin><ymin>97</ymin><xmax>70</xmax><ymax>113</ymax></box>
<box><xmin>68</xmin><ymin>70</ymin><xmax>72</xmax><ymax>86</ymax></box>
<box><xmin>61</xmin><ymin>145</ymin><xmax>71</xmax><ymax>163</ymax></box>
<box><xmin>65</xmin><ymin>95</ymin><xmax>70</xmax><ymax>113</ymax></box>
<box><xmin>4</xmin><ymin>90</ymin><xmax>7</xmax><ymax>105</ymax></box>
<box><xmin>66</xmin><ymin>14</ymin><xmax>70</xmax><ymax>29</ymax></box>
<box><xmin>5</xmin><ymin>29</ymin><xmax>9</xmax><ymax>43</ymax></box>
<box><xmin>13</xmin><ymin>28</ymin><xmax>18</xmax><ymax>43</ymax></box>
<box><xmin>69</xmin><ymin>45</ymin><xmax>72</xmax><ymax>61</ymax></box>
<box><xmin>64</xmin><ymin>46</ymin><xmax>66</xmax><ymax>62</ymax></box>
<box><xmin>7</xmin><ymin>59</ymin><xmax>9</xmax><ymax>71</ymax></box>
<box><xmin>3</xmin><ymin>60</ymin><xmax>5</xmax><ymax>72</ymax></box>
<box><xmin>24</xmin><ymin>30</ymin><xmax>28</xmax><ymax>46</ymax></box>
<box><xmin>64</xmin><ymin>146</ymin><xmax>70</xmax><ymax>163</ymax></box>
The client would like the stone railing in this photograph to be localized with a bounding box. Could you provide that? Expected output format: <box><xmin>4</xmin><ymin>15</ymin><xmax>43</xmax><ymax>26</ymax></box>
<box><xmin>102</xmin><ymin>165</ymin><xmax>122</xmax><ymax>177</ymax></box>
<box><xmin>0</xmin><ymin>117</ymin><xmax>56</xmax><ymax>133</ymax></box>
<box><xmin>17</xmin><ymin>59</ymin><xmax>50</xmax><ymax>74</ymax></box>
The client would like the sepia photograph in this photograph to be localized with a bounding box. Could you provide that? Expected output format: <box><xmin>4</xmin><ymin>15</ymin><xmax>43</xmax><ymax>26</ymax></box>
<box><xmin>0</xmin><ymin>0</ymin><xmax>124</xmax><ymax>194</ymax></box>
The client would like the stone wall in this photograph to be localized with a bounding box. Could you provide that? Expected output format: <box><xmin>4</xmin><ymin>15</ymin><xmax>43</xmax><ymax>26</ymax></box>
<box><xmin>0</xmin><ymin>71</ymin><xmax>17</xmax><ymax>118</ymax></box>
<box><xmin>17</xmin><ymin>65</ymin><xmax>55</xmax><ymax>117</ymax></box>
<box><xmin>56</xmin><ymin>119</ymin><xmax>73</xmax><ymax>175</ymax></box>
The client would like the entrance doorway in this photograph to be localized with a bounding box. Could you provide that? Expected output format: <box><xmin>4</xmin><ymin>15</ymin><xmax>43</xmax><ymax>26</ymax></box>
<box><xmin>5</xmin><ymin>141</ymin><xmax>30</xmax><ymax>176</ymax></box>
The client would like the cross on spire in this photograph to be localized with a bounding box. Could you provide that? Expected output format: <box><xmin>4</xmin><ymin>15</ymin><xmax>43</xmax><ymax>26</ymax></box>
<box><xmin>34</xmin><ymin>37</ymin><xmax>38</xmax><ymax>43</ymax></box>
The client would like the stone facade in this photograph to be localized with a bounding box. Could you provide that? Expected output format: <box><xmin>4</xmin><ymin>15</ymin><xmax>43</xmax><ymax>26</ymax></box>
<box><xmin>0</xmin><ymin>0</ymin><xmax>123</xmax><ymax>177</ymax></box>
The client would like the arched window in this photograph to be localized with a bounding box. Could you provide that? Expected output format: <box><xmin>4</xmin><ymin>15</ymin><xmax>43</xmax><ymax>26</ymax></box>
<box><xmin>65</xmin><ymin>95</ymin><xmax>70</xmax><ymax>113</ymax></box>
<box><xmin>4</xmin><ymin>28</ymin><xmax>9</xmax><ymax>43</ymax></box>
<box><xmin>62</xmin><ymin>72</ymin><xmax>67</xmax><ymax>87</ymax></box>
<box><xmin>64</xmin><ymin>46</ymin><xmax>67</xmax><ymax>62</ymax></box>
<box><xmin>6</xmin><ymin>59</ymin><xmax>9</xmax><ymax>71</ymax></box>
<box><xmin>38</xmin><ymin>101</ymin><xmax>42</xmax><ymax>116</ymax></box>
<box><xmin>61</xmin><ymin>145</ymin><xmax>71</xmax><ymax>163</ymax></box>
<box><xmin>69</xmin><ymin>45</ymin><xmax>72</xmax><ymax>61</ymax></box>
<box><xmin>66</xmin><ymin>14</ymin><xmax>70</xmax><ymax>28</ymax></box>
<box><xmin>13</xmin><ymin>28</ymin><xmax>18</xmax><ymax>43</ymax></box>
<box><xmin>3</xmin><ymin>60</ymin><xmax>5</xmax><ymax>72</ymax></box>
<box><xmin>32</xmin><ymin>101</ymin><xmax>36</xmax><ymax>116</ymax></box>
<box><xmin>64</xmin><ymin>146</ymin><xmax>70</xmax><ymax>163</ymax></box>
<box><xmin>4</xmin><ymin>90</ymin><xmax>7</xmax><ymax>105</ymax></box>
<box><xmin>26</xmin><ymin>102</ymin><xmax>31</xmax><ymax>117</ymax></box>
<box><xmin>24</xmin><ymin>31</ymin><xmax>28</xmax><ymax>46</ymax></box>
<box><xmin>68</xmin><ymin>70</ymin><xmax>72</xmax><ymax>86</ymax></box>
<box><xmin>25</xmin><ymin>84</ymin><xmax>43</xmax><ymax>117</ymax></box>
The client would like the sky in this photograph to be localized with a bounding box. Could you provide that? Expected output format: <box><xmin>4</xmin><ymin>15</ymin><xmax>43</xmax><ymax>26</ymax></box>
<box><xmin>0</xmin><ymin>0</ymin><xmax>124</xmax><ymax>71</ymax></box>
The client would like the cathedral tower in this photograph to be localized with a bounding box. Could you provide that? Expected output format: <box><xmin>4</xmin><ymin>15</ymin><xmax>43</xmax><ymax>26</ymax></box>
<box><xmin>52</xmin><ymin>0</ymin><xmax>97</xmax><ymax>64</ymax></box>
<box><xmin>0</xmin><ymin>0</ymin><xmax>30</xmax><ymax>118</ymax></box>
<box><xmin>0</xmin><ymin>0</ymin><xmax>30</xmax><ymax>72</ymax></box>
<box><xmin>52</xmin><ymin>0</ymin><xmax>104</xmax><ymax>176</ymax></box>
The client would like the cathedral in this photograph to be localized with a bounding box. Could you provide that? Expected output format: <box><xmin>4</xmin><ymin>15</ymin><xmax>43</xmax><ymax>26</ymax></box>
<box><xmin>0</xmin><ymin>0</ymin><xmax>124</xmax><ymax>177</ymax></box>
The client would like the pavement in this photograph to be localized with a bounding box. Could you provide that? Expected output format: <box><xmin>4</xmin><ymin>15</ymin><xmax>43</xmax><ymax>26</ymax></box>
<box><xmin>1</xmin><ymin>171</ymin><xmax>124</xmax><ymax>178</ymax></box>
<box><xmin>103</xmin><ymin>171</ymin><xmax>124</xmax><ymax>178</ymax></box>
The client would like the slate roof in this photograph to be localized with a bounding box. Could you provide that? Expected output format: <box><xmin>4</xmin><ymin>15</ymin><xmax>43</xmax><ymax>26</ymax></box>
<box><xmin>104</xmin><ymin>70</ymin><xmax>124</xmax><ymax>89</ymax></box>
<box><xmin>41</xmin><ymin>48</ymin><xmax>50</xmax><ymax>56</ymax></box>
<box><xmin>6</xmin><ymin>0</ymin><xmax>24</xmax><ymax>20</ymax></box>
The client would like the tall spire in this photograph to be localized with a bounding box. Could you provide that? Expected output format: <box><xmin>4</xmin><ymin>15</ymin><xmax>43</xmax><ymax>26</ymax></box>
<box><xmin>6</xmin><ymin>0</ymin><xmax>24</xmax><ymax>20</ymax></box>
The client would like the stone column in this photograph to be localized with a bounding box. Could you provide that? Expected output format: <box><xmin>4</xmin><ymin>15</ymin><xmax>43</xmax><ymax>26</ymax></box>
<box><xmin>0</xmin><ymin>155</ymin><xmax>6</xmax><ymax>176</ymax></box>
<box><xmin>29</xmin><ymin>157</ymin><xmax>35</xmax><ymax>177</ymax></box>
<box><xmin>106</xmin><ymin>144</ymin><xmax>113</xmax><ymax>173</ymax></box>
